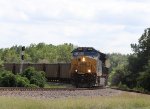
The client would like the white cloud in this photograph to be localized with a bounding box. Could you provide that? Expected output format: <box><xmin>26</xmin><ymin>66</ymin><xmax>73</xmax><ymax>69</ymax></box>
<box><xmin>0</xmin><ymin>0</ymin><xmax>149</xmax><ymax>54</ymax></box>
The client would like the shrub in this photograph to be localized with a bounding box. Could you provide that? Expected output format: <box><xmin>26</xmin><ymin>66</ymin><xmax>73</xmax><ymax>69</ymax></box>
<box><xmin>110</xmin><ymin>66</ymin><xmax>125</xmax><ymax>86</ymax></box>
<box><xmin>0</xmin><ymin>67</ymin><xmax>46</xmax><ymax>87</ymax></box>
<box><xmin>137</xmin><ymin>71</ymin><xmax>150</xmax><ymax>91</ymax></box>
<box><xmin>22</xmin><ymin>67</ymin><xmax>46</xmax><ymax>87</ymax></box>
<box><xmin>0</xmin><ymin>71</ymin><xmax>17</xmax><ymax>87</ymax></box>
<box><xmin>22</xmin><ymin>67</ymin><xmax>35</xmax><ymax>80</ymax></box>
<box><xmin>118</xmin><ymin>82</ymin><xmax>129</xmax><ymax>90</ymax></box>
<box><xmin>30</xmin><ymin>71</ymin><xmax>46</xmax><ymax>87</ymax></box>
<box><xmin>0</xmin><ymin>71</ymin><xmax>30</xmax><ymax>87</ymax></box>
<box><xmin>133</xmin><ymin>86</ymin><xmax>145</xmax><ymax>92</ymax></box>
<box><xmin>15</xmin><ymin>75</ymin><xmax>30</xmax><ymax>87</ymax></box>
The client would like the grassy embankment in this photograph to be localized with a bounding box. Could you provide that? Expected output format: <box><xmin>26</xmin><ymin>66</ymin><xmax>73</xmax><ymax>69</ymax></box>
<box><xmin>0</xmin><ymin>93</ymin><xmax>150</xmax><ymax>109</ymax></box>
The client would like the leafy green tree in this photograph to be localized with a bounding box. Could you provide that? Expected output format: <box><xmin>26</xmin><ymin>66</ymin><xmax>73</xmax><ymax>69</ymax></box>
<box><xmin>1</xmin><ymin>49</ymin><xmax>19</xmax><ymax>63</ymax></box>
<box><xmin>108</xmin><ymin>53</ymin><xmax>128</xmax><ymax>71</ymax></box>
<box><xmin>137</xmin><ymin>60</ymin><xmax>150</xmax><ymax>91</ymax></box>
<box><xmin>0</xmin><ymin>43</ymin><xmax>75</xmax><ymax>63</ymax></box>
<box><xmin>57</xmin><ymin>43</ymin><xmax>74</xmax><ymax>63</ymax></box>
<box><xmin>108</xmin><ymin>53</ymin><xmax>129</xmax><ymax>85</ymax></box>
<box><xmin>131</xmin><ymin>28</ymin><xmax>150</xmax><ymax>69</ymax></box>
<box><xmin>109</xmin><ymin>28</ymin><xmax>150</xmax><ymax>90</ymax></box>
<box><xmin>116</xmin><ymin>28</ymin><xmax>150</xmax><ymax>90</ymax></box>
<box><xmin>0</xmin><ymin>59</ymin><xmax>3</xmax><ymax>67</ymax></box>
<box><xmin>129</xmin><ymin>28</ymin><xmax>150</xmax><ymax>90</ymax></box>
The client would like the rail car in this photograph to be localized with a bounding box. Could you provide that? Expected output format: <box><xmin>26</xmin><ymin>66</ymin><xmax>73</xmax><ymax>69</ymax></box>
<box><xmin>70</xmin><ymin>47</ymin><xmax>110</xmax><ymax>88</ymax></box>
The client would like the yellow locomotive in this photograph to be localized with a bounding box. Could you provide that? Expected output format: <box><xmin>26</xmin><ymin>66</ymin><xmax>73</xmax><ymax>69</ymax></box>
<box><xmin>70</xmin><ymin>47</ymin><xmax>109</xmax><ymax>88</ymax></box>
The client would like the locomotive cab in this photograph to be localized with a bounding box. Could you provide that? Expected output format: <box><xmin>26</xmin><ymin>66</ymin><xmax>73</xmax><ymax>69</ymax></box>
<box><xmin>70</xmin><ymin>47</ymin><xmax>108</xmax><ymax>88</ymax></box>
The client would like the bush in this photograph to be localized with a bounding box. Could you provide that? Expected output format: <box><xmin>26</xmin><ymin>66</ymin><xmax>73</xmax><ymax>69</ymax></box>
<box><xmin>110</xmin><ymin>66</ymin><xmax>125</xmax><ymax>86</ymax></box>
<box><xmin>133</xmin><ymin>86</ymin><xmax>145</xmax><ymax>92</ymax></box>
<box><xmin>0</xmin><ymin>71</ymin><xmax>30</xmax><ymax>87</ymax></box>
<box><xmin>22</xmin><ymin>67</ymin><xmax>35</xmax><ymax>80</ymax></box>
<box><xmin>137</xmin><ymin>71</ymin><xmax>150</xmax><ymax>91</ymax></box>
<box><xmin>30</xmin><ymin>71</ymin><xmax>46</xmax><ymax>87</ymax></box>
<box><xmin>118</xmin><ymin>82</ymin><xmax>129</xmax><ymax>90</ymax></box>
<box><xmin>22</xmin><ymin>67</ymin><xmax>46</xmax><ymax>87</ymax></box>
<box><xmin>0</xmin><ymin>68</ymin><xmax>46</xmax><ymax>88</ymax></box>
<box><xmin>0</xmin><ymin>67</ymin><xmax>46</xmax><ymax>87</ymax></box>
<box><xmin>0</xmin><ymin>71</ymin><xmax>16</xmax><ymax>87</ymax></box>
<box><xmin>15</xmin><ymin>75</ymin><xmax>30</xmax><ymax>87</ymax></box>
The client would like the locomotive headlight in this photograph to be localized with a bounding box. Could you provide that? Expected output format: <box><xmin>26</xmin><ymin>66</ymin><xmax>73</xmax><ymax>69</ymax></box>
<box><xmin>82</xmin><ymin>57</ymin><xmax>85</xmax><ymax>62</ymax></box>
<box><xmin>88</xmin><ymin>69</ymin><xmax>91</xmax><ymax>73</ymax></box>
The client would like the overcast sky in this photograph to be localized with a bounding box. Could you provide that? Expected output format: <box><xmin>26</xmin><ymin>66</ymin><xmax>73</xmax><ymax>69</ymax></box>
<box><xmin>0</xmin><ymin>0</ymin><xmax>149</xmax><ymax>54</ymax></box>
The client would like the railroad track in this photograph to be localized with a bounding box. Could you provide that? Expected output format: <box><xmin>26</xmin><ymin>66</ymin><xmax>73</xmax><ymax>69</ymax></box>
<box><xmin>0</xmin><ymin>86</ymin><xmax>104</xmax><ymax>91</ymax></box>
<box><xmin>1</xmin><ymin>87</ymin><xmax>149</xmax><ymax>96</ymax></box>
<box><xmin>110</xmin><ymin>87</ymin><xmax>150</xmax><ymax>95</ymax></box>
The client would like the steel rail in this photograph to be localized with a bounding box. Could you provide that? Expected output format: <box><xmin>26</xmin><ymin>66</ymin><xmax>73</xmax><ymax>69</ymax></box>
<box><xmin>0</xmin><ymin>87</ymin><xmax>104</xmax><ymax>91</ymax></box>
<box><xmin>110</xmin><ymin>87</ymin><xmax>150</xmax><ymax>95</ymax></box>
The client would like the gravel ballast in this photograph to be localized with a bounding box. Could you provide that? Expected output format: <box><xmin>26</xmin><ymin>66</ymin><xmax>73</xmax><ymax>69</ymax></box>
<box><xmin>0</xmin><ymin>88</ymin><xmax>122</xmax><ymax>99</ymax></box>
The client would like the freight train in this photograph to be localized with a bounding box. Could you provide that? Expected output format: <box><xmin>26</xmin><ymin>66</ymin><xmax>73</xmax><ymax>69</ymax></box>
<box><xmin>4</xmin><ymin>47</ymin><xmax>110</xmax><ymax>88</ymax></box>
<box><xmin>70</xmin><ymin>47</ymin><xmax>110</xmax><ymax>88</ymax></box>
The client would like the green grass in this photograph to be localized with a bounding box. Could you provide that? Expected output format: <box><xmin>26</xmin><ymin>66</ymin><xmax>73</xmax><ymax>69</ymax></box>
<box><xmin>44</xmin><ymin>84</ymin><xmax>66</xmax><ymax>88</ymax></box>
<box><xmin>44</xmin><ymin>83</ymin><xmax>70</xmax><ymax>88</ymax></box>
<box><xmin>0</xmin><ymin>93</ymin><xmax>150</xmax><ymax>109</ymax></box>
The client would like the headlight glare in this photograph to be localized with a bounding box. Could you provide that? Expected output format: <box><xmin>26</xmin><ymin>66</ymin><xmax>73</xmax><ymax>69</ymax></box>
<box><xmin>82</xmin><ymin>57</ymin><xmax>85</xmax><ymax>62</ymax></box>
<box><xmin>88</xmin><ymin>69</ymin><xmax>91</xmax><ymax>73</ymax></box>
<box><xmin>75</xmin><ymin>69</ymin><xmax>78</xmax><ymax>72</ymax></box>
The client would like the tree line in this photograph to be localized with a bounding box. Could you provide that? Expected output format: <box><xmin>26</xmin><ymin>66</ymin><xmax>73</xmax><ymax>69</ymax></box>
<box><xmin>0</xmin><ymin>43</ymin><xmax>74</xmax><ymax>64</ymax></box>
<box><xmin>0</xmin><ymin>28</ymin><xmax>150</xmax><ymax>91</ymax></box>
<box><xmin>110</xmin><ymin>28</ymin><xmax>150</xmax><ymax>91</ymax></box>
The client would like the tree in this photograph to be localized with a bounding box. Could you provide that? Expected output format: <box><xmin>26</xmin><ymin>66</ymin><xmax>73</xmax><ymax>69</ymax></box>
<box><xmin>108</xmin><ymin>53</ymin><xmax>129</xmax><ymax>85</ymax></box>
<box><xmin>127</xmin><ymin>28</ymin><xmax>150</xmax><ymax>90</ymax></box>
<box><xmin>110</xmin><ymin>28</ymin><xmax>150</xmax><ymax>91</ymax></box>
<box><xmin>137</xmin><ymin>60</ymin><xmax>150</xmax><ymax>91</ymax></box>
<box><xmin>0</xmin><ymin>43</ymin><xmax>75</xmax><ymax>63</ymax></box>
<box><xmin>57</xmin><ymin>43</ymin><xmax>74</xmax><ymax>63</ymax></box>
<box><xmin>131</xmin><ymin>28</ymin><xmax>150</xmax><ymax>69</ymax></box>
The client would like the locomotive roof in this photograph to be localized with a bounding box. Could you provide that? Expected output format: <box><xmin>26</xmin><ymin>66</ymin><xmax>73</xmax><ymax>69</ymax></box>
<box><xmin>72</xmin><ymin>47</ymin><xmax>97</xmax><ymax>52</ymax></box>
<box><xmin>72</xmin><ymin>47</ymin><xmax>106</xmax><ymax>57</ymax></box>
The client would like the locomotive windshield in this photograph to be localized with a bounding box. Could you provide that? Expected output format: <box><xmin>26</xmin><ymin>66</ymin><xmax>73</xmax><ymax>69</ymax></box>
<box><xmin>72</xmin><ymin>47</ymin><xmax>99</xmax><ymax>57</ymax></box>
